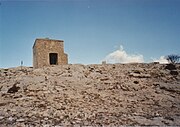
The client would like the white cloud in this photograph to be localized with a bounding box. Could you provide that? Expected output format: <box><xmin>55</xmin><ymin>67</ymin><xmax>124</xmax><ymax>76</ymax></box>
<box><xmin>152</xmin><ymin>56</ymin><xmax>169</xmax><ymax>64</ymax></box>
<box><xmin>104</xmin><ymin>45</ymin><xmax>144</xmax><ymax>63</ymax></box>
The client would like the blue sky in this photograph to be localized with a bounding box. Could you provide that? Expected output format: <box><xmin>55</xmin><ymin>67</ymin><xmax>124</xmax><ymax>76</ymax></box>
<box><xmin>0</xmin><ymin>0</ymin><xmax>180</xmax><ymax>68</ymax></box>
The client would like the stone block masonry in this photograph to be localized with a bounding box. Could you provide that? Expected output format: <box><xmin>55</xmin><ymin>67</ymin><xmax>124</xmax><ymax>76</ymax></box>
<box><xmin>33</xmin><ymin>38</ymin><xmax>68</xmax><ymax>68</ymax></box>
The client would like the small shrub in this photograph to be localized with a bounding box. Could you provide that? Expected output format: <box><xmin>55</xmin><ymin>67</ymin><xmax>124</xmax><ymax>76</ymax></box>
<box><xmin>165</xmin><ymin>64</ymin><xmax>176</xmax><ymax>70</ymax></box>
<box><xmin>166</xmin><ymin>54</ymin><xmax>180</xmax><ymax>64</ymax></box>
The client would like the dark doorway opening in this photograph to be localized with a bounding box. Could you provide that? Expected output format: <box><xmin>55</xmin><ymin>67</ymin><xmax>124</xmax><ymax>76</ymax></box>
<box><xmin>49</xmin><ymin>53</ymin><xmax>58</xmax><ymax>65</ymax></box>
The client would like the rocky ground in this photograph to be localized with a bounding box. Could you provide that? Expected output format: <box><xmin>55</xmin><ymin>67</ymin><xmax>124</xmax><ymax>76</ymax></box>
<box><xmin>0</xmin><ymin>63</ymin><xmax>180</xmax><ymax>126</ymax></box>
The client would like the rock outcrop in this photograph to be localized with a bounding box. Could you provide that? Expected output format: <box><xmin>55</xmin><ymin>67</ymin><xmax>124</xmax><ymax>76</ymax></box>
<box><xmin>0</xmin><ymin>63</ymin><xmax>180</xmax><ymax>126</ymax></box>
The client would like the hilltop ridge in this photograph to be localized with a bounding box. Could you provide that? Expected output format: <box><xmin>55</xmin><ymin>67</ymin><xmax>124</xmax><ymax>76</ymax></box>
<box><xmin>0</xmin><ymin>63</ymin><xmax>180</xmax><ymax>126</ymax></box>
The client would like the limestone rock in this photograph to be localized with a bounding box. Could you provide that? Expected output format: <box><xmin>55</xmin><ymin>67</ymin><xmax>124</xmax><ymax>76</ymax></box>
<box><xmin>0</xmin><ymin>63</ymin><xmax>180</xmax><ymax>126</ymax></box>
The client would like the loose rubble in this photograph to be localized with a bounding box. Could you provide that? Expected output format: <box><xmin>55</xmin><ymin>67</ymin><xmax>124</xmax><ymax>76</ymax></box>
<box><xmin>0</xmin><ymin>63</ymin><xmax>180</xmax><ymax>126</ymax></box>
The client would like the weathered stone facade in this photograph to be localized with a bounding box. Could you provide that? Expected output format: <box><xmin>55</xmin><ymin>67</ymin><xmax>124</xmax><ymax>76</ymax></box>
<box><xmin>33</xmin><ymin>38</ymin><xmax>68</xmax><ymax>68</ymax></box>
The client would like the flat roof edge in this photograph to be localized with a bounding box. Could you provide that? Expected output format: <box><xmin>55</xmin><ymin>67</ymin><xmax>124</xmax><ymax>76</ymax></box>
<box><xmin>33</xmin><ymin>38</ymin><xmax>64</xmax><ymax>49</ymax></box>
<box><xmin>35</xmin><ymin>38</ymin><xmax>64</xmax><ymax>42</ymax></box>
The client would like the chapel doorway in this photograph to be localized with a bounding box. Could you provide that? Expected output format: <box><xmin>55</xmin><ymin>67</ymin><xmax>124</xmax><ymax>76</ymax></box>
<box><xmin>49</xmin><ymin>53</ymin><xmax>58</xmax><ymax>65</ymax></box>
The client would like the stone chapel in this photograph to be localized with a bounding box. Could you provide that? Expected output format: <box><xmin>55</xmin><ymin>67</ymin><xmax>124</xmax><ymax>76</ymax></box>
<box><xmin>33</xmin><ymin>38</ymin><xmax>68</xmax><ymax>68</ymax></box>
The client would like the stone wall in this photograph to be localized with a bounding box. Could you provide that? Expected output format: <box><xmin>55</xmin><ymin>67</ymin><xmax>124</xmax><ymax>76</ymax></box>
<box><xmin>33</xmin><ymin>38</ymin><xmax>68</xmax><ymax>68</ymax></box>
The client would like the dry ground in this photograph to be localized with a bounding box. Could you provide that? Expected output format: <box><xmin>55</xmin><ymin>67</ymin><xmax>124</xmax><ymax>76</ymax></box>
<box><xmin>0</xmin><ymin>63</ymin><xmax>180</xmax><ymax>126</ymax></box>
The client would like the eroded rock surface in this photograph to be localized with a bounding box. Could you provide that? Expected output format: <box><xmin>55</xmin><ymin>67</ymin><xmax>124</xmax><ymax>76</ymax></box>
<box><xmin>0</xmin><ymin>64</ymin><xmax>180</xmax><ymax>126</ymax></box>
